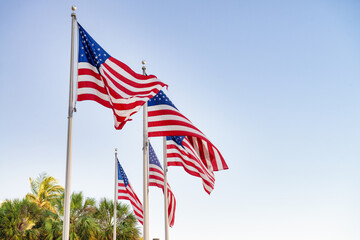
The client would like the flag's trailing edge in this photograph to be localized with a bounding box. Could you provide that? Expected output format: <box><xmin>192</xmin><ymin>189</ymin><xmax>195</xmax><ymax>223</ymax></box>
<box><xmin>147</xmin><ymin>90</ymin><xmax>228</xmax><ymax>172</ymax></box>
<box><xmin>117</xmin><ymin>160</ymin><xmax>144</xmax><ymax>225</ymax></box>
<box><xmin>76</xmin><ymin>23</ymin><xmax>167</xmax><ymax>130</ymax></box>
<box><xmin>148</xmin><ymin>142</ymin><xmax>176</xmax><ymax>227</ymax></box>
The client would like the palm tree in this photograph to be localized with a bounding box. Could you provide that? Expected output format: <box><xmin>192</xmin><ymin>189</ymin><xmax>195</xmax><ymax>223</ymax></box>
<box><xmin>117</xmin><ymin>211</ymin><xmax>140</xmax><ymax>240</ymax></box>
<box><xmin>116</xmin><ymin>206</ymin><xmax>140</xmax><ymax>240</ymax></box>
<box><xmin>68</xmin><ymin>192</ymin><xmax>99</xmax><ymax>240</ymax></box>
<box><xmin>52</xmin><ymin>192</ymin><xmax>100</xmax><ymax>240</ymax></box>
<box><xmin>95</xmin><ymin>198</ymin><xmax>141</xmax><ymax>240</ymax></box>
<box><xmin>95</xmin><ymin>198</ymin><xmax>114</xmax><ymax>239</ymax></box>
<box><xmin>1</xmin><ymin>172</ymin><xmax>141</xmax><ymax>240</ymax></box>
<box><xmin>26</xmin><ymin>173</ymin><xmax>64</xmax><ymax>213</ymax></box>
<box><xmin>40</xmin><ymin>209</ymin><xmax>63</xmax><ymax>240</ymax></box>
<box><xmin>0</xmin><ymin>198</ymin><xmax>41</xmax><ymax>240</ymax></box>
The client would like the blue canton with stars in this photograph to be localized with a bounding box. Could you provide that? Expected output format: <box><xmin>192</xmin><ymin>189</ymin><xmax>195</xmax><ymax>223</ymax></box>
<box><xmin>78</xmin><ymin>23</ymin><xmax>110</xmax><ymax>70</ymax></box>
<box><xmin>148</xmin><ymin>90</ymin><xmax>178</xmax><ymax>109</ymax></box>
<box><xmin>148</xmin><ymin>90</ymin><xmax>185</xmax><ymax>148</ymax></box>
<box><xmin>117</xmin><ymin>160</ymin><xmax>129</xmax><ymax>187</ymax></box>
<box><xmin>149</xmin><ymin>142</ymin><xmax>163</xmax><ymax>170</ymax></box>
<box><xmin>166</xmin><ymin>136</ymin><xmax>185</xmax><ymax>148</ymax></box>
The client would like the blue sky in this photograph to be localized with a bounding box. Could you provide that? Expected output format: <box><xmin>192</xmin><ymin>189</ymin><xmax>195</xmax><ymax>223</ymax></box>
<box><xmin>0</xmin><ymin>0</ymin><xmax>359</xmax><ymax>239</ymax></box>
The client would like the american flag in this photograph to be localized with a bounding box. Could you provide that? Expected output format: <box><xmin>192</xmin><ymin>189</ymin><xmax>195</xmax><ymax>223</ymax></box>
<box><xmin>148</xmin><ymin>142</ymin><xmax>176</xmax><ymax>227</ymax></box>
<box><xmin>76</xmin><ymin>23</ymin><xmax>167</xmax><ymax>130</ymax></box>
<box><xmin>117</xmin><ymin>160</ymin><xmax>144</xmax><ymax>225</ymax></box>
<box><xmin>147</xmin><ymin>90</ymin><xmax>228</xmax><ymax>172</ymax></box>
<box><xmin>166</xmin><ymin>136</ymin><xmax>215</xmax><ymax>194</ymax></box>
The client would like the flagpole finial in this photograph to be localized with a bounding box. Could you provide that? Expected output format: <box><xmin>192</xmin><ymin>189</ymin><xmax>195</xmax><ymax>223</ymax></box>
<box><xmin>142</xmin><ymin>60</ymin><xmax>146</xmax><ymax>75</ymax></box>
<box><xmin>71</xmin><ymin>6</ymin><xmax>76</xmax><ymax>18</ymax></box>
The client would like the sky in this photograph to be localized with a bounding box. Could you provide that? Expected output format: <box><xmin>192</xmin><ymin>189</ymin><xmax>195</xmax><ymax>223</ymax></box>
<box><xmin>0</xmin><ymin>0</ymin><xmax>359</xmax><ymax>239</ymax></box>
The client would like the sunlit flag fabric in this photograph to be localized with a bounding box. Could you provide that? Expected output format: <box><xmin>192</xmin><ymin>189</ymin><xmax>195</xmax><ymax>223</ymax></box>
<box><xmin>166</xmin><ymin>136</ymin><xmax>215</xmax><ymax>194</ymax></box>
<box><xmin>117</xmin><ymin>160</ymin><xmax>144</xmax><ymax>225</ymax></box>
<box><xmin>147</xmin><ymin>90</ymin><xmax>228</xmax><ymax>172</ymax></box>
<box><xmin>76</xmin><ymin>23</ymin><xmax>167</xmax><ymax>130</ymax></box>
<box><xmin>148</xmin><ymin>142</ymin><xmax>176</xmax><ymax>227</ymax></box>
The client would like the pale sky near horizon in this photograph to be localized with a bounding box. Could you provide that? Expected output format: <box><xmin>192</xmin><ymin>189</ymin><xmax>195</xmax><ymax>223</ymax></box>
<box><xmin>0</xmin><ymin>0</ymin><xmax>359</xmax><ymax>240</ymax></box>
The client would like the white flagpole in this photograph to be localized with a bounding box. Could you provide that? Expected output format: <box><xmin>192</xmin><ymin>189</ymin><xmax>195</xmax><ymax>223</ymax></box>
<box><xmin>142</xmin><ymin>60</ymin><xmax>149</xmax><ymax>240</ymax></box>
<box><xmin>163</xmin><ymin>137</ymin><xmax>170</xmax><ymax>240</ymax></box>
<box><xmin>62</xmin><ymin>6</ymin><xmax>77</xmax><ymax>240</ymax></box>
<box><xmin>113</xmin><ymin>148</ymin><xmax>118</xmax><ymax>240</ymax></box>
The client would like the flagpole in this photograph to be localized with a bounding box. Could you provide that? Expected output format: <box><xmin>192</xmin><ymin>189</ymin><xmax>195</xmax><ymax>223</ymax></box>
<box><xmin>63</xmin><ymin>6</ymin><xmax>77</xmax><ymax>240</ymax></box>
<box><xmin>142</xmin><ymin>60</ymin><xmax>149</xmax><ymax>240</ymax></box>
<box><xmin>113</xmin><ymin>148</ymin><xmax>118</xmax><ymax>240</ymax></box>
<box><xmin>163</xmin><ymin>137</ymin><xmax>170</xmax><ymax>240</ymax></box>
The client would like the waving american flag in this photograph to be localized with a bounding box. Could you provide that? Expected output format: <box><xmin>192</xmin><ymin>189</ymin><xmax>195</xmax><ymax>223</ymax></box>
<box><xmin>77</xmin><ymin>23</ymin><xmax>167</xmax><ymax>130</ymax></box>
<box><xmin>117</xmin><ymin>160</ymin><xmax>144</xmax><ymax>225</ymax></box>
<box><xmin>147</xmin><ymin>90</ymin><xmax>228</xmax><ymax>172</ymax></box>
<box><xmin>166</xmin><ymin>136</ymin><xmax>215</xmax><ymax>194</ymax></box>
<box><xmin>148</xmin><ymin>142</ymin><xmax>176</xmax><ymax>227</ymax></box>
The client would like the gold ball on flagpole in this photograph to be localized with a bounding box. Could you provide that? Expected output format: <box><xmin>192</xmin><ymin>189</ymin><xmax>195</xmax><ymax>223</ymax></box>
<box><xmin>71</xmin><ymin>6</ymin><xmax>77</xmax><ymax>11</ymax></box>
<box><xmin>142</xmin><ymin>60</ymin><xmax>147</xmax><ymax>75</ymax></box>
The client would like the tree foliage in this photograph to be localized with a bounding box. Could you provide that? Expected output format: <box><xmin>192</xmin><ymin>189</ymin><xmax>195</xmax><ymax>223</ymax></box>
<box><xmin>0</xmin><ymin>173</ymin><xmax>142</xmax><ymax>240</ymax></box>
<box><xmin>25</xmin><ymin>173</ymin><xmax>64</xmax><ymax>214</ymax></box>
<box><xmin>0</xmin><ymin>199</ymin><xmax>40</xmax><ymax>240</ymax></box>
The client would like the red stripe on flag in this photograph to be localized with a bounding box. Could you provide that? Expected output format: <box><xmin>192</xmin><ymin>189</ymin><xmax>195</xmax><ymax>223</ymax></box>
<box><xmin>78</xmin><ymin>68</ymin><xmax>102</xmax><ymax>80</ymax></box>
<box><xmin>77</xmin><ymin>94</ymin><xmax>112</xmax><ymax>108</ymax></box>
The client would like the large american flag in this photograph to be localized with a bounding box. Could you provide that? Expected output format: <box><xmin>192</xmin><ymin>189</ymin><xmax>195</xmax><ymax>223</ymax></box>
<box><xmin>147</xmin><ymin>90</ymin><xmax>228</xmax><ymax>172</ymax></box>
<box><xmin>117</xmin><ymin>160</ymin><xmax>144</xmax><ymax>225</ymax></box>
<box><xmin>148</xmin><ymin>142</ymin><xmax>176</xmax><ymax>227</ymax></box>
<box><xmin>76</xmin><ymin>23</ymin><xmax>167</xmax><ymax>130</ymax></box>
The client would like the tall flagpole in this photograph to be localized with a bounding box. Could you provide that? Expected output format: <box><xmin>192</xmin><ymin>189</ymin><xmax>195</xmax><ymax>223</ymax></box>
<box><xmin>113</xmin><ymin>148</ymin><xmax>118</xmax><ymax>240</ymax></box>
<box><xmin>142</xmin><ymin>60</ymin><xmax>149</xmax><ymax>240</ymax></box>
<box><xmin>163</xmin><ymin>137</ymin><xmax>170</xmax><ymax>240</ymax></box>
<box><xmin>63</xmin><ymin>6</ymin><xmax>77</xmax><ymax>240</ymax></box>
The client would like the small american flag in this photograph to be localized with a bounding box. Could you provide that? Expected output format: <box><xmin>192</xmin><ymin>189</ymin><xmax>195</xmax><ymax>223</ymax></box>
<box><xmin>147</xmin><ymin>90</ymin><xmax>228</xmax><ymax>172</ymax></box>
<box><xmin>77</xmin><ymin>23</ymin><xmax>167</xmax><ymax>130</ymax></box>
<box><xmin>148</xmin><ymin>142</ymin><xmax>176</xmax><ymax>227</ymax></box>
<box><xmin>117</xmin><ymin>160</ymin><xmax>144</xmax><ymax>225</ymax></box>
